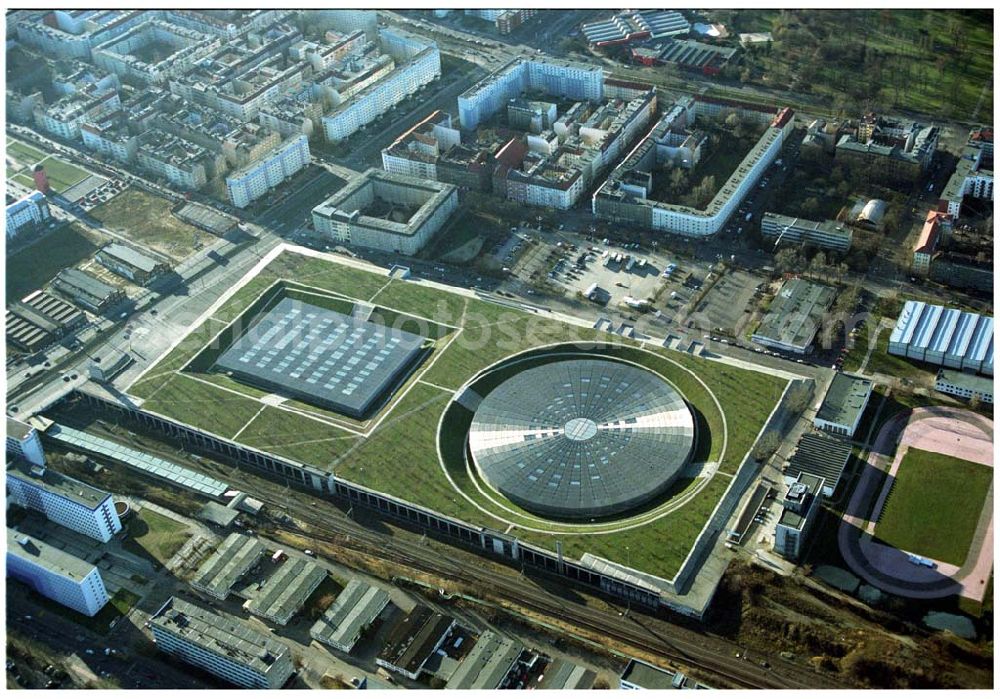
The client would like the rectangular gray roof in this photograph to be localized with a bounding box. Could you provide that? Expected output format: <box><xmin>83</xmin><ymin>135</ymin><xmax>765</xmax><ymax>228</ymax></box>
<box><xmin>310</xmin><ymin>579</ymin><xmax>390</xmax><ymax>651</ymax></box>
<box><xmin>246</xmin><ymin>557</ymin><xmax>326</xmax><ymax>625</ymax></box>
<box><xmin>7</xmin><ymin>459</ymin><xmax>112</xmax><ymax>510</ymax></box>
<box><xmin>937</xmin><ymin>368</ymin><xmax>993</xmax><ymax>394</ymax></box>
<box><xmin>7</xmin><ymin>416</ymin><xmax>34</xmax><ymax>441</ymax></box>
<box><xmin>815</xmin><ymin>373</ymin><xmax>872</xmax><ymax>427</ymax></box>
<box><xmin>378</xmin><ymin>604</ymin><xmax>455</xmax><ymax>675</ymax></box>
<box><xmin>215</xmin><ymin>296</ymin><xmax>426</xmax><ymax>418</ymax></box>
<box><xmin>7</xmin><ymin>527</ymin><xmax>97</xmax><ymax>581</ymax></box>
<box><xmin>786</xmin><ymin>432</ymin><xmax>853</xmax><ymax>492</ymax></box>
<box><xmin>621</xmin><ymin>658</ymin><xmax>676</xmax><ymax>689</ymax></box>
<box><xmin>753</xmin><ymin>278</ymin><xmax>835</xmax><ymax>350</ymax></box>
<box><xmin>53</xmin><ymin>268</ymin><xmax>120</xmax><ymax>301</ymax></box>
<box><xmin>536</xmin><ymin>658</ymin><xmax>596</xmax><ymax>690</ymax></box>
<box><xmin>98</xmin><ymin>243</ymin><xmax>163</xmax><ymax>274</ymax></box>
<box><xmin>151</xmin><ymin>597</ymin><xmax>291</xmax><ymax>675</ymax></box>
<box><xmin>445</xmin><ymin>630</ymin><xmax>523</xmax><ymax>689</ymax></box>
<box><xmin>192</xmin><ymin>532</ymin><xmax>265</xmax><ymax>599</ymax></box>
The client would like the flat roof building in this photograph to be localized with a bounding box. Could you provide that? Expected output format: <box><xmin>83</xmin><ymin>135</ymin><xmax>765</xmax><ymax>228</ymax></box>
<box><xmin>312</xmin><ymin>168</ymin><xmax>458</xmax><ymax>256</ymax></box>
<box><xmin>376</xmin><ymin>604</ymin><xmax>457</xmax><ymax>680</ymax></box>
<box><xmin>150</xmin><ymin>596</ymin><xmax>294</xmax><ymax>689</ymax></box>
<box><xmin>619</xmin><ymin>658</ymin><xmax>702</xmax><ymax>689</ymax></box>
<box><xmin>310</xmin><ymin>579</ymin><xmax>390</xmax><ymax>653</ymax></box>
<box><xmin>761</xmin><ymin>212</ymin><xmax>853</xmax><ymax>253</ymax></box>
<box><xmin>536</xmin><ymin>659</ymin><xmax>596</xmax><ymax>689</ymax></box>
<box><xmin>191</xmin><ymin>532</ymin><xmax>265</xmax><ymax>600</ymax></box>
<box><xmin>245</xmin><ymin>556</ymin><xmax>326</xmax><ymax>625</ymax></box>
<box><xmin>888</xmin><ymin>300</ymin><xmax>993</xmax><ymax>376</ymax></box>
<box><xmin>7</xmin><ymin>527</ymin><xmax>110</xmax><ymax>617</ymax></box>
<box><xmin>6</xmin><ymin>190</ymin><xmax>52</xmax><ymax>242</ymax></box>
<box><xmin>445</xmin><ymin>631</ymin><xmax>523</xmax><ymax>690</ymax></box>
<box><xmin>813</xmin><ymin>373</ymin><xmax>873</xmax><ymax>437</ymax></box>
<box><xmin>935</xmin><ymin>368</ymin><xmax>993</xmax><ymax>404</ymax></box>
<box><xmin>215</xmin><ymin>296</ymin><xmax>427</xmax><ymax>418</ymax></box>
<box><xmin>6</xmin><ymin>417</ymin><xmax>46</xmax><ymax>466</ymax></box>
<box><xmin>751</xmin><ymin>278</ymin><xmax>836</xmax><ymax>354</ymax></box>
<box><xmin>784</xmin><ymin>432</ymin><xmax>853</xmax><ymax>498</ymax></box>
<box><xmin>7</xmin><ymin>459</ymin><xmax>123</xmax><ymax>542</ymax></box>
<box><xmin>774</xmin><ymin>472</ymin><xmax>825</xmax><ymax>561</ymax></box>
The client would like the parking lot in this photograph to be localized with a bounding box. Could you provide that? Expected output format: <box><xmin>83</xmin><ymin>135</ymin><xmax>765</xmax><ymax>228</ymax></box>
<box><xmin>694</xmin><ymin>268</ymin><xmax>766</xmax><ymax>336</ymax></box>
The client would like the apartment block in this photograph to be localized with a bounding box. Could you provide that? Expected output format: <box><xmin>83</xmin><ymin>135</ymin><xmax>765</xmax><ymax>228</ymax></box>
<box><xmin>594</xmin><ymin>100</ymin><xmax>793</xmax><ymax>237</ymax></box>
<box><xmin>7</xmin><ymin>528</ymin><xmax>110</xmax><ymax>616</ymax></box>
<box><xmin>322</xmin><ymin>29</ymin><xmax>440</xmax><ymax>142</ymax></box>
<box><xmin>6</xmin><ymin>191</ymin><xmax>52</xmax><ymax>242</ymax></box>
<box><xmin>226</xmin><ymin>134</ymin><xmax>310</xmax><ymax>208</ymax></box>
<box><xmin>7</xmin><ymin>460</ymin><xmax>123</xmax><ymax>543</ymax></box>
<box><xmin>458</xmin><ymin>57</ymin><xmax>604</xmax><ymax>130</ymax></box>
<box><xmin>6</xmin><ymin>417</ymin><xmax>46</xmax><ymax>466</ymax></box>
<box><xmin>151</xmin><ymin>597</ymin><xmax>294</xmax><ymax>689</ymax></box>
<box><xmin>312</xmin><ymin>168</ymin><xmax>458</xmax><ymax>255</ymax></box>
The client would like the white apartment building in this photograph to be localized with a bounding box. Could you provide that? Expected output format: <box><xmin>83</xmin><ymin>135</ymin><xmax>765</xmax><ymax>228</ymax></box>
<box><xmin>6</xmin><ymin>191</ymin><xmax>52</xmax><ymax>242</ymax></box>
<box><xmin>226</xmin><ymin>134</ymin><xmax>310</xmax><ymax>208</ymax></box>
<box><xmin>457</xmin><ymin>58</ymin><xmax>604</xmax><ymax>130</ymax></box>
<box><xmin>7</xmin><ymin>460</ymin><xmax>123</xmax><ymax>543</ymax></box>
<box><xmin>761</xmin><ymin>212</ymin><xmax>853</xmax><ymax>252</ymax></box>
<box><xmin>34</xmin><ymin>90</ymin><xmax>121</xmax><ymax>141</ymax></box>
<box><xmin>312</xmin><ymin>169</ymin><xmax>458</xmax><ymax>255</ymax></box>
<box><xmin>6</xmin><ymin>417</ymin><xmax>46</xmax><ymax>466</ymax></box>
<box><xmin>80</xmin><ymin>114</ymin><xmax>142</xmax><ymax>162</ymax></box>
<box><xmin>381</xmin><ymin>111</ymin><xmax>461</xmax><ymax>180</ymax></box>
<box><xmin>323</xmin><ymin>40</ymin><xmax>440</xmax><ymax>142</ymax></box>
<box><xmin>150</xmin><ymin>597</ymin><xmax>294</xmax><ymax>689</ymax></box>
<box><xmin>594</xmin><ymin>104</ymin><xmax>793</xmax><ymax>237</ymax></box>
<box><xmin>7</xmin><ymin>528</ymin><xmax>110</xmax><ymax>616</ymax></box>
<box><xmin>14</xmin><ymin>10</ymin><xmax>148</xmax><ymax>60</ymax></box>
<box><xmin>92</xmin><ymin>21</ymin><xmax>219</xmax><ymax>83</ymax></box>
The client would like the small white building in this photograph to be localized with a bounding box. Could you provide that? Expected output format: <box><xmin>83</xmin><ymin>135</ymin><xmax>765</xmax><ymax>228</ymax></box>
<box><xmin>813</xmin><ymin>373</ymin><xmax>873</xmax><ymax>437</ymax></box>
<box><xmin>935</xmin><ymin>369</ymin><xmax>994</xmax><ymax>404</ymax></box>
<box><xmin>774</xmin><ymin>472</ymin><xmax>825</xmax><ymax>561</ymax></box>
<box><xmin>7</xmin><ymin>528</ymin><xmax>110</xmax><ymax>616</ymax></box>
<box><xmin>5</xmin><ymin>191</ymin><xmax>52</xmax><ymax>242</ymax></box>
<box><xmin>6</xmin><ymin>417</ymin><xmax>46</xmax><ymax>466</ymax></box>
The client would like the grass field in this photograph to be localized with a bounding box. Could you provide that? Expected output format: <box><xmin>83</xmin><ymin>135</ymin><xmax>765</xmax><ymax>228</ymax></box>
<box><xmin>875</xmin><ymin>448</ymin><xmax>992</xmax><ymax>566</ymax></box>
<box><xmin>126</xmin><ymin>249</ymin><xmax>787</xmax><ymax>579</ymax></box>
<box><xmin>6</xmin><ymin>222</ymin><xmax>110</xmax><ymax>299</ymax></box>
<box><xmin>124</xmin><ymin>509</ymin><xmax>191</xmax><ymax>567</ymax></box>
<box><xmin>6</xmin><ymin>138</ymin><xmax>92</xmax><ymax>194</ymax></box>
<box><xmin>89</xmin><ymin>189</ymin><xmax>212</xmax><ymax>262</ymax></box>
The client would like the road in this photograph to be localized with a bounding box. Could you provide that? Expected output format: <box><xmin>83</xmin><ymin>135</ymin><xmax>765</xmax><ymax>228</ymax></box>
<box><xmin>6</xmin><ymin>584</ymin><xmax>213</xmax><ymax>689</ymax></box>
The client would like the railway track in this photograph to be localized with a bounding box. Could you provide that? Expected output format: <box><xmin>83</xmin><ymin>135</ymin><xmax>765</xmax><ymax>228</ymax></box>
<box><xmin>264</xmin><ymin>493</ymin><xmax>834</xmax><ymax>690</ymax></box>
<box><xmin>62</xmin><ymin>415</ymin><xmax>844</xmax><ymax>689</ymax></box>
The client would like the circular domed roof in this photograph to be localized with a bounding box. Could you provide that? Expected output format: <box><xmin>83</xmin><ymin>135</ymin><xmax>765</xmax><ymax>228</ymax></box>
<box><xmin>468</xmin><ymin>358</ymin><xmax>695</xmax><ymax>519</ymax></box>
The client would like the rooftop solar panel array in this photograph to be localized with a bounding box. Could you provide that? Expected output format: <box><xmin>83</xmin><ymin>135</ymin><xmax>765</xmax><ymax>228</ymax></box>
<box><xmin>47</xmin><ymin>424</ymin><xmax>229</xmax><ymax>497</ymax></box>
<box><xmin>215</xmin><ymin>297</ymin><xmax>427</xmax><ymax>418</ymax></box>
<box><xmin>468</xmin><ymin>359</ymin><xmax>695</xmax><ymax>519</ymax></box>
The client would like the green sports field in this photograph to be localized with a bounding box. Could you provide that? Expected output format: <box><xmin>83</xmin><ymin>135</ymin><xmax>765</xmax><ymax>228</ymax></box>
<box><xmin>6</xmin><ymin>137</ymin><xmax>93</xmax><ymax>194</ymax></box>
<box><xmin>127</xmin><ymin>249</ymin><xmax>788</xmax><ymax>579</ymax></box>
<box><xmin>875</xmin><ymin>448</ymin><xmax>993</xmax><ymax>566</ymax></box>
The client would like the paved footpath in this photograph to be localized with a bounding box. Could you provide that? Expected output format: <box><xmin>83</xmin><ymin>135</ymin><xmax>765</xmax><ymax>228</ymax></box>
<box><xmin>838</xmin><ymin>406</ymin><xmax>994</xmax><ymax>601</ymax></box>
